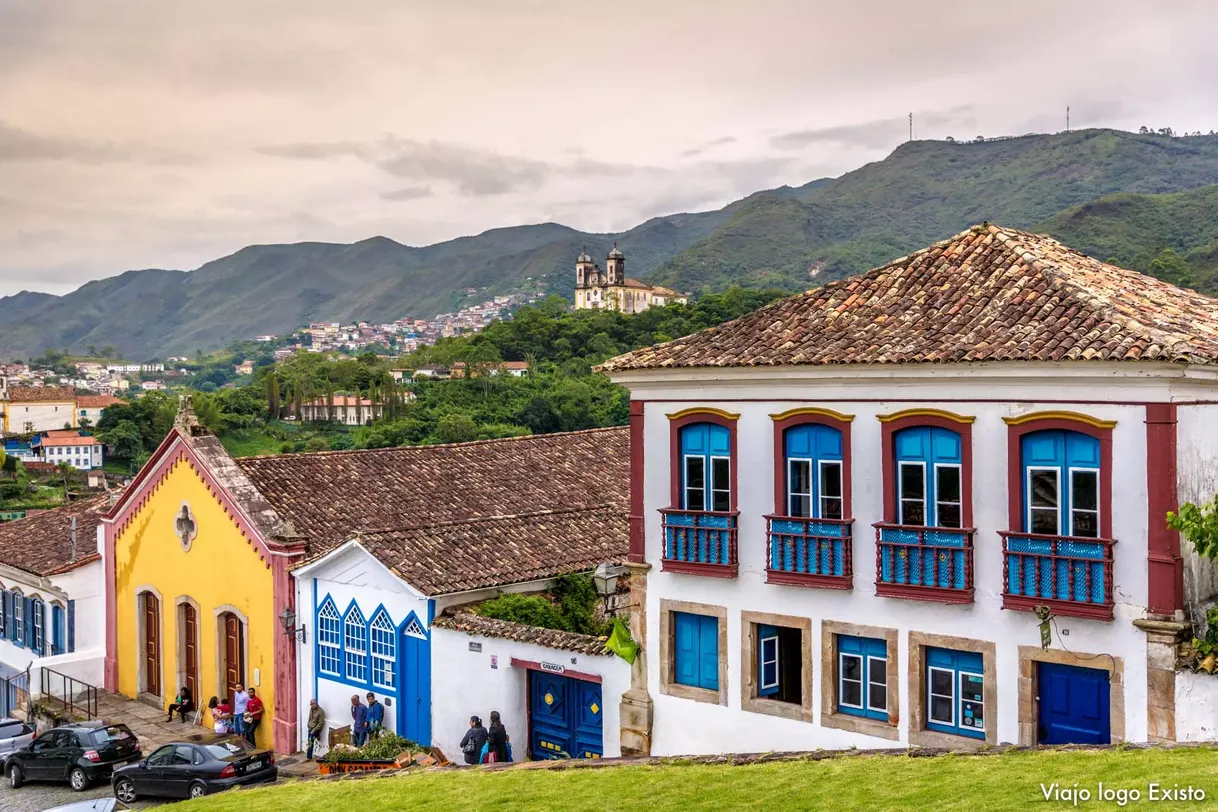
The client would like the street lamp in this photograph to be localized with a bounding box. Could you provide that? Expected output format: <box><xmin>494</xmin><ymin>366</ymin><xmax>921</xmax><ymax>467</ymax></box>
<box><xmin>279</xmin><ymin>606</ymin><xmax>307</xmax><ymax>643</ymax></box>
<box><xmin>592</xmin><ymin>562</ymin><xmax>626</xmax><ymax>616</ymax></box>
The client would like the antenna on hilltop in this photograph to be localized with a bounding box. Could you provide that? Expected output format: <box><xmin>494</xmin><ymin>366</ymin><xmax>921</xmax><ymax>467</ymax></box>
<box><xmin>1066</xmin><ymin>106</ymin><xmax>1070</xmax><ymax>132</ymax></box>
<box><xmin>909</xmin><ymin>112</ymin><xmax>913</xmax><ymax>142</ymax></box>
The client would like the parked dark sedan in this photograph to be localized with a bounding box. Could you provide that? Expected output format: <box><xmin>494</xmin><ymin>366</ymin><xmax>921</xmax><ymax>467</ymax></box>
<box><xmin>112</xmin><ymin>734</ymin><xmax>277</xmax><ymax>801</ymax></box>
<box><xmin>6</xmin><ymin>721</ymin><xmax>140</xmax><ymax>791</ymax></box>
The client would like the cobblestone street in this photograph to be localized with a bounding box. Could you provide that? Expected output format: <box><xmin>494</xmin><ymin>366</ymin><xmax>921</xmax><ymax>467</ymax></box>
<box><xmin>0</xmin><ymin>778</ymin><xmax>164</xmax><ymax>812</ymax></box>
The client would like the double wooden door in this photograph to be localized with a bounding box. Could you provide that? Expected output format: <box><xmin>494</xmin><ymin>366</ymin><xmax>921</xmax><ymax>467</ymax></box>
<box><xmin>221</xmin><ymin>612</ymin><xmax>245</xmax><ymax>702</ymax></box>
<box><xmin>182</xmin><ymin>604</ymin><xmax>199</xmax><ymax>701</ymax></box>
<box><xmin>143</xmin><ymin>593</ymin><xmax>161</xmax><ymax>697</ymax></box>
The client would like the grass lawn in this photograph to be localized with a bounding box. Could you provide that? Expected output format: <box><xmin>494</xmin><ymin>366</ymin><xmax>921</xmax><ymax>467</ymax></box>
<box><xmin>180</xmin><ymin>748</ymin><xmax>1216</xmax><ymax>811</ymax></box>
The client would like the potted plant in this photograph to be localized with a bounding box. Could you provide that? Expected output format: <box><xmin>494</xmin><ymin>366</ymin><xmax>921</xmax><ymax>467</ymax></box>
<box><xmin>319</xmin><ymin>734</ymin><xmax>421</xmax><ymax>775</ymax></box>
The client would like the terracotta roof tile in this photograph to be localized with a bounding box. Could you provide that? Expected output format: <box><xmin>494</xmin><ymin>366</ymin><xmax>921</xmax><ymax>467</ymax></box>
<box><xmin>599</xmin><ymin>224</ymin><xmax>1218</xmax><ymax>371</ymax></box>
<box><xmin>237</xmin><ymin>427</ymin><xmax>629</xmax><ymax>565</ymax></box>
<box><xmin>0</xmin><ymin>496</ymin><xmax>107</xmax><ymax>576</ymax></box>
<box><xmin>4</xmin><ymin>386</ymin><xmax>76</xmax><ymax>403</ymax></box>
<box><xmin>76</xmin><ymin>395</ymin><xmax>124</xmax><ymax>408</ymax></box>
<box><xmin>431</xmin><ymin>611</ymin><xmax>611</xmax><ymax>656</ymax></box>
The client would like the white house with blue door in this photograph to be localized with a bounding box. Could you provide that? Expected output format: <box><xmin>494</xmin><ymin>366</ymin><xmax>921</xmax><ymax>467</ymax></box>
<box><xmin>602</xmin><ymin>225</ymin><xmax>1218</xmax><ymax>756</ymax></box>
<box><xmin>0</xmin><ymin>496</ymin><xmax>111</xmax><ymax>714</ymax></box>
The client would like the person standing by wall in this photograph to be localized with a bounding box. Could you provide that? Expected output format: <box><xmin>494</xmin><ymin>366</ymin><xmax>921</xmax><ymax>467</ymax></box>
<box><xmin>486</xmin><ymin>710</ymin><xmax>510</xmax><ymax>763</ymax></box>
<box><xmin>350</xmin><ymin>694</ymin><xmax>369</xmax><ymax>747</ymax></box>
<box><xmin>232</xmin><ymin>683</ymin><xmax>250</xmax><ymax>740</ymax></box>
<box><xmin>244</xmin><ymin>687</ymin><xmax>264</xmax><ymax>746</ymax></box>
<box><xmin>365</xmin><ymin>692</ymin><xmax>384</xmax><ymax>740</ymax></box>
<box><xmin>306</xmin><ymin>699</ymin><xmax>326</xmax><ymax>760</ymax></box>
<box><xmin>459</xmin><ymin>716</ymin><xmax>488</xmax><ymax>766</ymax></box>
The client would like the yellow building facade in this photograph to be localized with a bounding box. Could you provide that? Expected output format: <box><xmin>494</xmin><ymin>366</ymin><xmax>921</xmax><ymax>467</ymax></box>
<box><xmin>104</xmin><ymin>411</ymin><xmax>305</xmax><ymax>752</ymax></box>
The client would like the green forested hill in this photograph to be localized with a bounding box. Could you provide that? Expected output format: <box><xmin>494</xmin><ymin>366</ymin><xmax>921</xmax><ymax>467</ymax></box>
<box><xmin>649</xmin><ymin>129</ymin><xmax>1218</xmax><ymax>293</ymax></box>
<box><xmin>1037</xmin><ymin>184</ymin><xmax>1218</xmax><ymax>294</ymax></box>
<box><xmin>3</xmin><ymin>128</ymin><xmax>1217</xmax><ymax>360</ymax></box>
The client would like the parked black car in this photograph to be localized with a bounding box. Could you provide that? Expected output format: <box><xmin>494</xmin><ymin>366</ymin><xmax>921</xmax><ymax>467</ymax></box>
<box><xmin>112</xmin><ymin>734</ymin><xmax>277</xmax><ymax>801</ymax></box>
<box><xmin>6</xmin><ymin>721</ymin><xmax>141</xmax><ymax>792</ymax></box>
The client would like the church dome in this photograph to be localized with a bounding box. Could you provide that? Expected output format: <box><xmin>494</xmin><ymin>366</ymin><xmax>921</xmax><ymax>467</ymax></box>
<box><xmin>608</xmin><ymin>244</ymin><xmax>624</xmax><ymax>259</ymax></box>
<box><xmin>577</xmin><ymin>248</ymin><xmax>592</xmax><ymax>263</ymax></box>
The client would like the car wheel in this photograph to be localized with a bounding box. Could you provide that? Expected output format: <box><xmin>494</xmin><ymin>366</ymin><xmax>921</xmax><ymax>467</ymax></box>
<box><xmin>7</xmin><ymin>763</ymin><xmax>23</xmax><ymax>789</ymax></box>
<box><xmin>189</xmin><ymin>780</ymin><xmax>208</xmax><ymax>798</ymax></box>
<box><xmin>70</xmin><ymin>766</ymin><xmax>91</xmax><ymax>791</ymax></box>
<box><xmin>114</xmin><ymin>777</ymin><xmax>138</xmax><ymax>804</ymax></box>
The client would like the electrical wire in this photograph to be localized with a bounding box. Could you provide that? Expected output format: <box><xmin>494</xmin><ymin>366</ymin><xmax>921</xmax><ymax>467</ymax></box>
<box><xmin>1050</xmin><ymin>616</ymin><xmax>1118</xmax><ymax>678</ymax></box>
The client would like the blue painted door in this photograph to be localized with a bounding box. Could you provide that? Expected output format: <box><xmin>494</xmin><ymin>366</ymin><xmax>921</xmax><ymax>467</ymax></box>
<box><xmin>1038</xmin><ymin>662</ymin><xmax>1110</xmax><ymax>744</ymax></box>
<box><xmin>529</xmin><ymin>670</ymin><xmax>603</xmax><ymax>760</ymax></box>
<box><xmin>397</xmin><ymin>617</ymin><xmax>431</xmax><ymax>747</ymax></box>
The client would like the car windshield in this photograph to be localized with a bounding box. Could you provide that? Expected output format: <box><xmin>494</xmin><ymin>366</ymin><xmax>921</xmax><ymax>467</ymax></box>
<box><xmin>0</xmin><ymin>722</ymin><xmax>28</xmax><ymax>738</ymax></box>
<box><xmin>90</xmin><ymin>726</ymin><xmax>133</xmax><ymax>745</ymax></box>
<box><xmin>201</xmin><ymin>741</ymin><xmax>248</xmax><ymax>759</ymax></box>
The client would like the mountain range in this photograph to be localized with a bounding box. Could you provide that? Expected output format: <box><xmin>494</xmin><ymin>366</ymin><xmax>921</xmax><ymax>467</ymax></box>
<box><xmin>3</xmin><ymin>128</ymin><xmax>1218</xmax><ymax>360</ymax></box>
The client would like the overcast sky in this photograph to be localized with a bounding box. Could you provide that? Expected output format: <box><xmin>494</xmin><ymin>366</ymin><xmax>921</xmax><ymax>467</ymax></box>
<box><xmin>2</xmin><ymin>0</ymin><xmax>1216</xmax><ymax>298</ymax></box>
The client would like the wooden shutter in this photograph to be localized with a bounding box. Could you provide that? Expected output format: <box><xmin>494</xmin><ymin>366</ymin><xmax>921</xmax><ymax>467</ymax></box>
<box><xmin>698</xmin><ymin>615</ymin><xmax>719</xmax><ymax>691</ymax></box>
<box><xmin>757</xmin><ymin>624</ymin><xmax>779</xmax><ymax>697</ymax></box>
<box><xmin>24</xmin><ymin>597</ymin><xmax>34</xmax><ymax>649</ymax></box>
<box><xmin>674</xmin><ymin>613</ymin><xmax>699</xmax><ymax>687</ymax></box>
<box><xmin>0</xmin><ymin>591</ymin><xmax>9</xmax><ymax>640</ymax></box>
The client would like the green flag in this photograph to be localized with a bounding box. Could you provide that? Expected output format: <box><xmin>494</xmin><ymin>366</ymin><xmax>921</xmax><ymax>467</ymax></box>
<box><xmin>606</xmin><ymin>616</ymin><xmax>639</xmax><ymax>664</ymax></box>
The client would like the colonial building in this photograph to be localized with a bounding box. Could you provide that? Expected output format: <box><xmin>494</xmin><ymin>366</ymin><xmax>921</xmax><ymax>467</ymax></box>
<box><xmin>37</xmin><ymin>431</ymin><xmax>104</xmax><ymax>470</ymax></box>
<box><xmin>0</xmin><ymin>496</ymin><xmax>109</xmax><ymax>713</ymax></box>
<box><xmin>0</xmin><ymin>384</ymin><xmax>79</xmax><ymax>435</ymax></box>
<box><xmin>76</xmin><ymin>394</ymin><xmax>125</xmax><ymax>427</ymax></box>
<box><xmin>104</xmin><ymin>400</ymin><xmax>629</xmax><ymax>755</ymax></box>
<box><xmin>298</xmin><ymin>395</ymin><xmax>383</xmax><ymax>426</ymax></box>
<box><xmin>574</xmin><ymin>247</ymin><xmax>686</xmax><ymax>312</ymax></box>
<box><xmin>287</xmin><ymin>426</ymin><xmax>629</xmax><ymax>758</ymax></box>
<box><xmin>600</xmin><ymin>224</ymin><xmax>1218</xmax><ymax>755</ymax></box>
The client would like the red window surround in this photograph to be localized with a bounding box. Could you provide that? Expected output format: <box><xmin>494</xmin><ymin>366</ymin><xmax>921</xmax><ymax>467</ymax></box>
<box><xmin>663</xmin><ymin>407</ymin><xmax>739</xmax><ymax>578</ymax></box>
<box><xmin>876</xmin><ymin>408</ymin><xmax>976</xmax><ymax>604</ymax></box>
<box><xmin>766</xmin><ymin>408</ymin><xmax>854</xmax><ymax>589</ymax></box>
<box><xmin>1145</xmin><ymin>403</ymin><xmax>1183</xmax><ymax>617</ymax></box>
<box><xmin>1002</xmin><ymin>411</ymin><xmax>1116</xmax><ymax>620</ymax></box>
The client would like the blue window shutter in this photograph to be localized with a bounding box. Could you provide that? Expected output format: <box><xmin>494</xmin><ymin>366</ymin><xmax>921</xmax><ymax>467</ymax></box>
<box><xmin>0</xmin><ymin>591</ymin><xmax>8</xmax><ymax>640</ymax></box>
<box><xmin>758</xmin><ymin>624</ymin><xmax>779</xmax><ymax>697</ymax></box>
<box><xmin>698</xmin><ymin>615</ymin><xmax>719</xmax><ymax>691</ymax></box>
<box><xmin>24</xmin><ymin>597</ymin><xmax>34</xmax><ymax>649</ymax></box>
<box><xmin>674</xmin><ymin>613</ymin><xmax>698</xmax><ymax>686</ymax></box>
<box><xmin>67</xmin><ymin>600</ymin><xmax>76</xmax><ymax>653</ymax></box>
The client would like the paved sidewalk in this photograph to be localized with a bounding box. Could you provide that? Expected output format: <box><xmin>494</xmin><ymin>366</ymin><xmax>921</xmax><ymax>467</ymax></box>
<box><xmin>94</xmin><ymin>691</ymin><xmax>206</xmax><ymax>753</ymax></box>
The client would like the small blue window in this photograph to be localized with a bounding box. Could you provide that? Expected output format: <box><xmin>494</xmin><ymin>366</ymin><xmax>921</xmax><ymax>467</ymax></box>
<box><xmin>680</xmin><ymin>424</ymin><xmax>731</xmax><ymax>512</ymax></box>
<box><xmin>370</xmin><ymin>610</ymin><xmax>396</xmax><ymax>690</ymax></box>
<box><xmin>926</xmin><ymin>647</ymin><xmax>985</xmax><ymax>739</ymax></box>
<box><xmin>1022</xmin><ymin>430</ymin><xmax>1100</xmax><ymax>538</ymax></box>
<box><xmin>784</xmin><ymin>424</ymin><xmax>843</xmax><ymax>519</ymax></box>
<box><xmin>51</xmin><ymin>604</ymin><xmax>65</xmax><ymax>656</ymax></box>
<box><xmin>895</xmin><ymin>427</ymin><xmax>962</xmax><ymax>528</ymax></box>
<box><xmin>673</xmin><ymin>611</ymin><xmax>719</xmax><ymax>691</ymax></box>
<box><xmin>757</xmin><ymin>624</ymin><xmax>780</xmax><ymax>697</ymax></box>
<box><xmin>316</xmin><ymin>599</ymin><xmax>342</xmax><ymax>677</ymax></box>
<box><xmin>838</xmin><ymin>635</ymin><xmax>887</xmax><ymax>720</ymax></box>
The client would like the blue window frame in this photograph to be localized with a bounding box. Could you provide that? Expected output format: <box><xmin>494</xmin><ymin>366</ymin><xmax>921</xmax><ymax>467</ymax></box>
<box><xmin>31</xmin><ymin>598</ymin><xmax>43</xmax><ymax>654</ymax></box>
<box><xmin>926</xmin><ymin>647</ymin><xmax>985</xmax><ymax>739</ymax></box>
<box><xmin>11</xmin><ymin>590</ymin><xmax>24</xmax><ymax>647</ymax></box>
<box><xmin>784</xmin><ymin>424</ymin><xmax>843</xmax><ymax>519</ymax></box>
<box><xmin>1021</xmin><ymin>430</ymin><xmax>1100</xmax><ymax>538</ymax></box>
<box><xmin>343</xmin><ymin>604</ymin><xmax>368</xmax><ymax>683</ymax></box>
<box><xmin>680</xmin><ymin>424</ymin><xmax>731</xmax><ymax>512</ymax></box>
<box><xmin>316</xmin><ymin>599</ymin><xmax>342</xmax><ymax>677</ymax></box>
<box><xmin>894</xmin><ymin>427</ymin><xmax>962</xmax><ymax>528</ymax></box>
<box><xmin>0</xmin><ymin>588</ymin><xmax>6</xmax><ymax>641</ymax></box>
<box><xmin>838</xmin><ymin>635</ymin><xmax>887</xmax><ymax>720</ymax></box>
<box><xmin>757</xmin><ymin>624</ymin><xmax>780</xmax><ymax>697</ymax></box>
<box><xmin>51</xmin><ymin>604</ymin><xmax>65</xmax><ymax>656</ymax></box>
<box><xmin>370</xmin><ymin>609</ymin><xmax>396</xmax><ymax>691</ymax></box>
<box><xmin>673</xmin><ymin>611</ymin><xmax>719</xmax><ymax>691</ymax></box>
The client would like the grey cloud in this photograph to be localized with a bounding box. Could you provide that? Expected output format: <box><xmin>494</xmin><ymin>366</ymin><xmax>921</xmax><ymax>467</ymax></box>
<box><xmin>380</xmin><ymin>185</ymin><xmax>434</xmax><ymax>202</ymax></box>
<box><xmin>0</xmin><ymin>121</ymin><xmax>198</xmax><ymax>165</ymax></box>
<box><xmin>771</xmin><ymin>107</ymin><xmax>977</xmax><ymax>151</ymax></box>
<box><xmin>681</xmin><ymin>136</ymin><xmax>737</xmax><ymax>157</ymax></box>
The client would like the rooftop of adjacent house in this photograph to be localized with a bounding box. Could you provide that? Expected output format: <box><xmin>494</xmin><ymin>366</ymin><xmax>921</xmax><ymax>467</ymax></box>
<box><xmin>230</xmin><ymin>427</ymin><xmax>629</xmax><ymax>587</ymax></box>
<box><xmin>40</xmin><ymin>434</ymin><xmax>101</xmax><ymax>447</ymax></box>
<box><xmin>302</xmin><ymin>395</ymin><xmax>376</xmax><ymax>407</ymax></box>
<box><xmin>3</xmin><ymin>385</ymin><xmax>77</xmax><ymax>403</ymax></box>
<box><xmin>0</xmin><ymin>495</ymin><xmax>107</xmax><ymax>576</ymax></box>
<box><xmin>431</xmin><ymin>611</ymin><xmax>610</xmax><ymax>656</ymax></box>
<box><xmin>77</xmin><ymin>394</ymin><xmax>125</xmax><ymax>408</ymax></box>
<box><xmin>599</xmin><ymin>224</ymin><xmax>1218</xmax><ymax>372</ymax></box>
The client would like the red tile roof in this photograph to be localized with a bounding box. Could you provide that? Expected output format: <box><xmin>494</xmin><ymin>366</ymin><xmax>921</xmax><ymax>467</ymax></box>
<box><xmin>599</xmin><ymin>224</ymin><xmax>1218</xmax><ymax>372</ymax></box>
<box><xmin>236</xmin><ymin>427</ymin><xmax>629</xmax><ymax>569</ymax></box>
<box><xmin>303</xmin><ymin>396</ymin><xmax>376</xmax><ymax>407</ymax></box>
<box><xmin>0</xmin><ymin>495</ymin><xmax>107</xmax><ymax>576</ymax></box>
<box><xmin>431</xmin><ymin>611</ymin><xmax>610</xmax><ymax>655</ymax></box>
<box><xmin>4</xmin><ymin>386</ymin><xmax>76</xmax><ymax>403</ymax></box>
<box><xmin>41</xmin><ymin>435</ymin><xmax>101</xmax><ymax>447</ymax></box>
<box><xmin>77</xmin><ymin>395</ymin><xmax>124</xmax><ymax>408</ymax></box>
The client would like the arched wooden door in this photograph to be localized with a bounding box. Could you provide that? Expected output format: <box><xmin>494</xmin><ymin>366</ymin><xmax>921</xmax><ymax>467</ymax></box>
<box><xmin>182</xmin><ymin>604</ymin><xmax>199</xmax><ymax>701</ymax></box>
<box><xmin>221</xmin><ymin>612</ymin><xmax>245</xmax><ymax>701</ymax></box>
<box><xmin>142</xmin><ymin>593</ymin><xmax>161</xmax><ymax>697</ymax></box>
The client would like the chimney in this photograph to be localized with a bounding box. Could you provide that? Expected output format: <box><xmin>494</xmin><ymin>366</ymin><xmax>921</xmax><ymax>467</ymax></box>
<box><xmin>70</xmin><ymin>516</ymin><xmax>78</xmax><ymax>563</ymax></box>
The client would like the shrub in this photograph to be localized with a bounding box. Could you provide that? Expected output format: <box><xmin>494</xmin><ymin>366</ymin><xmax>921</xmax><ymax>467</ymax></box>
<box><xmin>477</xmin><ymin>593</ymin><xmax>569</xmax><ymax>631</ymax></box>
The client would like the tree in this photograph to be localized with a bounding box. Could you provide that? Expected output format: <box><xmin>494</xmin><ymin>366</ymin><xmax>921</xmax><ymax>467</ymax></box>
<box><xmin>0</xmin><ymin>445</ymin><xmax>6</xmax><ymax>478</ymax></box>
<box><xmin>433</xmin><ymin>413</ymin><xmax>478</xmax><ymax>444</ymax></box>
<box><xmin>87</xmin><ymin>344</ymin><xmax>98</xmax><ymax>357</ymax></box>
<box><xmin>100</xmin><ymin>420</ymin><xmax>143</xmax><ymax>460</ymax></box>
<box><xmin>1168</xmin><ymin>497</ymin><xmax>1218</xmax><ymax>560</ymax></box>
<box><xmin>1148</xmin><ymin>247</ymin><xmax>1193</xmax><ymax>288</ymax></box>
<box><xmin>100</xmin><ymin>345</ymin><xmax>116</xmax><ymax>359</ymax></box>
<box><xmin>190</xmin><ymin>392</ymin><xmax>224</xmax><ymax>433</ymax></box>
<box><xmin>56</xmin><ymin>461</ymin><xmax>73</xmax><ymax>502</ymax></box>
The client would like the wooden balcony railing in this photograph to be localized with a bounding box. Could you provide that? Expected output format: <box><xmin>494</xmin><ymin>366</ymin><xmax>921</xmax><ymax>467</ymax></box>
<box><xmin>660</xmin><ymin>508</ymin><xmax>739</xmax><ymax>578</ymax></box>
<box><xmin>873</xmin><ymin>523</ymin><xmax>975</xmax><ymax>604</ymax></box>
<box><xmin>1000</xmin><ymin>532</ymin><xmax>1116</xmax><ymax>620</ymax></box>
<box><xmin>764</xmin><ymin>516</ymin><xmax>853</xmax><ymax>589</ymax></box>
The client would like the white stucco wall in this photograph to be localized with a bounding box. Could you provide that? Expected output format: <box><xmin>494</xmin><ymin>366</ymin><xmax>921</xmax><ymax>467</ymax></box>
<box><xmin>611</xmin><ymin>363</ymin><xmax>1218</xmax><ymax>755</ymax></box>
<box><xmin>0</xmin><ymin>558</ymin><xmax>104</xmax><ymax>686</ymax></box>
<box><xmin>1175</xmin><ymin>671</ymin><xmax>1218</xmax><ymax>741</ymax></box>
<box><xmin>8</xmin><ymin>402</ymin><xmax>76</xmax><ymax>434</ymax></box>
<box><xmin>430</xmin><ymin>626</ymin><xmax>629</xmax><ymax>762</ymax></box>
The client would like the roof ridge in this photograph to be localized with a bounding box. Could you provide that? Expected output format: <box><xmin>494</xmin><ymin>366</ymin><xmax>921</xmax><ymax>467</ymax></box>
<box><xmin>235</xmin><ymin>425</ymin><xmax>628</xmax><ymax>463</ymax></box>
<box><xmin>358</xmin><ymin>502</ymin><xmax>623</xmax><ymax>535</ymax></box>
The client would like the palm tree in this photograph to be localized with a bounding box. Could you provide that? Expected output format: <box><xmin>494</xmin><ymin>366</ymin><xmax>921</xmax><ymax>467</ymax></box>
<box><xmin>56</xmin><ymin>462</ymin><xmax>73</xmax><ymax>502</ymax></box>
